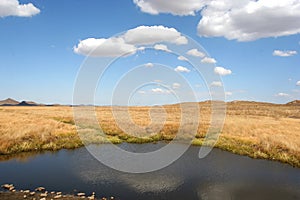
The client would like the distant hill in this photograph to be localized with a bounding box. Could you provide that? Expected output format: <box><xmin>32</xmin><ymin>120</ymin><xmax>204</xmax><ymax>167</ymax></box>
<box><xmin>286</xmin><ymin>100</ymin><xmax>300</xmax><ymax>106</ymax></box>
<box><xmin>0</xmin><ymin>98</ymin><xmax>19</xmax><ymax>106</ymax></box>
<box><xmin>18</xmin><ymin>101</ymin><xmax>39</xmax><ymax>106</ymax></box>
<box><xmin>0</xmin><ymin>98</ymin><xmax>42</xmax><ymax>106</ymax></box>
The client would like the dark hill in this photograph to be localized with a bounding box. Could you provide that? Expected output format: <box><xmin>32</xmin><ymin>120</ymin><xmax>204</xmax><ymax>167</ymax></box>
<box><xmin>18</xmin><ymin>101</ymin><xmax>38</xmax><ymax>106</ymax></box>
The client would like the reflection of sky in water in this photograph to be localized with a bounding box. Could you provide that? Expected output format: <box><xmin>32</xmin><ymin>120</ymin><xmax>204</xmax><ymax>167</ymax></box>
<box><xmin>0</xmin><ymin>143</ymin><xmax>300</xmax><ymax>200</ymax></box>
<box><xmin>72</xmin><ymin>144</ymin><xmax>184</xmax><ymax>193</ymax></box>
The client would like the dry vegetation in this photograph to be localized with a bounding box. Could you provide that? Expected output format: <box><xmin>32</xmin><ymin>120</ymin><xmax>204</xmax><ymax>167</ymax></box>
<box><xmin>0</xmin><ymin>101</ymin><xmax>299</xmax><ymax>167</ymax></box>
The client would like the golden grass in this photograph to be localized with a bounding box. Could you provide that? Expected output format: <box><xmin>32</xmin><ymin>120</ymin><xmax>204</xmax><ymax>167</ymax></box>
<box><xmin>0</xmin><ymin>101</ymin><xmax>299</xmax><ymax>167</ymax></box>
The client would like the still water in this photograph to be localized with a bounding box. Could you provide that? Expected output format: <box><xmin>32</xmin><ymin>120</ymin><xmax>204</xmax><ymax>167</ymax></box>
<box><xmin>0</xmin><ymin>143</ymin><xmax>299</xmax><ymax>200</ymax></box>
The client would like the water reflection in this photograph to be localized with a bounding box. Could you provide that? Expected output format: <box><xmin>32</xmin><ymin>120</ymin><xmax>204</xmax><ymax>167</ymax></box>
<box><xmin>0</xmin><ymin>143</ymin><xmax>299</xmax><ymax>200</ymax></box>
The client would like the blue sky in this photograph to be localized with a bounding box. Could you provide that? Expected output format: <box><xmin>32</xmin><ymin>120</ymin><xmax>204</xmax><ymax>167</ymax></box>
<box><xmin>0</xmin><ymin>0</ymin><xmax>300</xmax><ymax>105</ymax></box>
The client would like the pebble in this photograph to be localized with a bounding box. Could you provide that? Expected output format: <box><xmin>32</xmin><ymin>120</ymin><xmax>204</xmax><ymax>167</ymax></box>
<box><xmin>40</xmin><ymin>198</ymin><xmax>46</xmax><ymax>200</ymax></box>
<box><xmin>56</xmin><ymin>192</ymin><xmax>62</xmax><ymax>195</ymax></box>
<box><xmin>1</xmin><ymin>184</ymin><xmax>14</xmax><ymax>190</ymax></box>
<box><xmin>77</xmin><ymin>192</ymin><xmax>85</xmax><ymax>196</ymax></box>
<box><xmin>23</xmin><ymin>195</ymin><xmax>27</xmax><ymax>198</ymax></box>
<box><xmin>30</xmin><ymin>192</ymin><xmax>35</xmax><ymax>196</ymax></box>
<box><xmin>40</xmin><ymin>193</ymin><xmax>48</xmax><ymax>197</ymax></box>
<box><xmin>35</xmin><ymin>187</ymin><xmax>45</xmax><ymax>192</ymax></box>
<box><xmin>54</xmin><ymin>194</ymin><xmax>62</xmax><ymax>199</ymax></box>
<box><xmin>88</xmin><ymin>195</ymin><xmax>95</xmax><ymax>200</ymax></box>
<box><xmin>23</xmin><ymin>190</ymin><xmax>30</xmax><ymax>194</ymax></box>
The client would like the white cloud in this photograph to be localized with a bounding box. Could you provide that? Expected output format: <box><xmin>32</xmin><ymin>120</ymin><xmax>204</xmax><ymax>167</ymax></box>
<box><xmin>174</xmin><ymin>66</ymin><xmax>190</xmax><ymax>73</ymax></box>
<box><xmin>297</xmin><ymin>81</ymin><xmax>300</xmax><ymax>86</ymax></box>
<box><xmin>198</xmin><ymin>0</ymin><xmax>300</xmax><ymax>41</ymax></box>
<box><xmin>154</xmin><ymin>44</ymin><xmax>171</xmax><ymax>52</ymax></box>
<box><xmin>178</xmin><ymin>55</ymin><xmax>188</xmax><ymax>61</ymax></box>
<box><xmin>172</xmin><ymin>83</ymin><xmax>181</xmax><ymax>89</ymax></box>
<box><xmin>123</xmin><ymin>25</ymin><xmax>187</xmax><ymax>45</ymax></box>
<box><xmin>225</xmin><ymin>91</ymin><xmax>233</xmax><ymax>96</ymax></box>
<box><xmin>214</xmin><ymin>66</ymin><xmax>232</xmax><ymax>76</ymax></box>
<box><xmin>74</xmin><ymin>37</ymin><xmax>137</xmax><ymax>57</ymax></box>
<box><xmin>0</xmin><ymin>0</ymin><xmax>40</xmax><ymax>17</ymax></box>
<box><xmin>273</xmin><ymin>50</ymin><xmax>297</xmax><ymax>57</ymax></box>
<box><xmin>276</xmin><ymin>93</ymin><xmax>290</xmax><ymax>97</ymax></box>
<box><xmin>151</xmin><ymin>88</ymin><xmax>171</xmax><ymax>94</ymax></box>
<box><xmin>144</xmin><ymin>62</ymin><xmax>154</xmax><ymax>67</ymax></box>
<box><xmin>186</xmin><ymin>49</ymin><xmax>205</xmax><ymax>57</ymax></box>
<box><xmin>201</xmin><ymin>57</ymin><xmax>217</xmax><ymax>64</ymax></box>
<box><xmin>74</xmin><ymin>25</ymin><xmax>188</xmax><ymax>57</ymax></box>
<box><xmin>135</xmin><ymin>1</ymin><xmax>300</xmax><ymax>41</ymax></box>
<box><xmin>211</xmin><ymin>81</ymin><xmax>223</xmax><ymax>87</ymax></box>
<box><xmin>133</xmin><ymin>0</ymin><xmax>207</xmax><ymax>16</ymax></box>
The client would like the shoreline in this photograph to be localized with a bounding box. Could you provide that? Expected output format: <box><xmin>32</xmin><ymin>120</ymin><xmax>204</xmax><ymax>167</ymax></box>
<box><xmin>0</xmin><ymin>184</ymin><xmax>108</xmax><ymax>200</ymax></box>
<box><xmin>0</xmin><ymin>137</ymin><xmax>299</xmax><ymax>168</ymax></box>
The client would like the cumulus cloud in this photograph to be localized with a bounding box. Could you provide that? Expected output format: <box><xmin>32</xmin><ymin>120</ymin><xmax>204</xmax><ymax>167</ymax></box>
<box><xmin>74</xmin><ymin>25</ymin><xmax>187</xmax><ymax>57</ymax></box>
<box><xmin>273</xmin><ymin>50</ymin><xmax>297</xmax><ymax>57</ymax></box>
<box><xmin>151</xmin><ymin>88</ymin><xmax>171</xmax><ymax>94</ymax></box>
<box><xmin>178</xmin><ymin>55</ymin><xmax>188</xmax><ymax>61</ymax></box>
<box><xmin>144</xmin><ymin>62</ymin><xmax>154</xmax><ymax>67</ymax></box>
<box><xmin>154</xmin><ymin>44</ymin><xmax>171</xmax><ymax>52</ymax></box>
<box><xmin>134</xmin><ymin>0</ymin><xmax>300</xmax><ymax>41</ymax></box>
<box><xmin>0</xmin><ymin>0</ymin><xmax>40</xmax><ymax>17</ymax></box>
<box><xmin>198</xmin><ymin>0</ymin><xmax>300</xmax><ymax>41</ymax></box>
<box><xmin>201</xmin><ymin>57</ymin><xmax>217</xmax><ymax>64</ymax></box>
<box><xmin>297</xmin><ymin>81</ymin><xmax>300</xmax><ymax>86</ymax></box>
<box><xmin>174</xmin><ymin>66</ymin><xmax>190</xmax><ymax>73</ymax></box>
<box><xmin>186</xmin><ymin>49</ymin><xmax>205</xmax><ymax>57</ymax></box>
<box><xmin>214</xmin><ymin>66</ymin><xmax>232</xmax><ymax>76</ymax></box>
<box><xmin>211</xmin><ymin>81</ymin><xmax>223</xmax><ymax>87</ymax></box>
<box><xmin>172</xmin><ymin>83</ymin><xmax>181</xmax><ymax>89</ymax></box>
<box><xmin>133</xmin><ymin>0</ymin><xmax>207</xmax><ymax>16</ymax></box>
<box><xmin>276</xmin><ymin>93</ymin><xmax>290</xmax><ymax>97</ymax></box>
<box><xmin>74</xmin><ymin>37</ymin><xmax>137</xmax><ymax>57</ymax></box>
<box><xmin>123</xmin><ymin>25</ymin><xmax>187</xmax><ymax>45</ymax></box>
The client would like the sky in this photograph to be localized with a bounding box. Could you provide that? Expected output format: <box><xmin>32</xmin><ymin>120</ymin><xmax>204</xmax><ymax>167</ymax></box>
<box><xmin>0</xmin><ymin>0</ymin><xmax>300</xmax><ymax>105</ymax></box>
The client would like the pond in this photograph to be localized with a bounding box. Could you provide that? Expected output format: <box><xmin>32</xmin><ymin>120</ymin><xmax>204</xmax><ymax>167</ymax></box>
<box><xmin>0</xmin><ymin>143</ymin><xmax>300</xmax><ymax>200</ymax></box>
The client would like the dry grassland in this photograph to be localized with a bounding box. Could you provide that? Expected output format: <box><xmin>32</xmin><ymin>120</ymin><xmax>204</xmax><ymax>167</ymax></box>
<box><xmin>0</xmin><ymin>101</ymin><xmax>299</xmax><ymax>167</ymax></box>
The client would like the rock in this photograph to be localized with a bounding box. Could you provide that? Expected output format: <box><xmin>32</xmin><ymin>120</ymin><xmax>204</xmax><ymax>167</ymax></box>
<box><xmin>54</xmin><ymin>194</ymin><xmax>62</xmax><ymax>199</ymax></box>
<box><xmin>40</xmin><ymin>193</ymin><xmax>48</xmax><ymax>197</ymax></box>
<box><xmin>40</xmin><ymin>198</ymin><xmax>46</xmax><ymax>200</ymax></box>
<box><xmin>77</xmin><ymin>192</ymin><xmax>85</xmax><ymax>196</ymax></box>
<box><xmin>23</xmin><ymin>190</ymin><xmax>30</xmax><ymax>194</ymax></box>
<box><xmin>23</xmin><ymin>195</ymin><xmax>27</xmax><ymax>199</ymax></box>
<box><xmin>88</xmin><ymin>195</ymin><xmax>95</xmax><ymax>200</ymax></box>
<box><xmin>51</xmin><ymin>191</ymin><xmax>55</xmax><ymax>194</ymax></box>
<box><xmin>110</xmin><ymin>197</ymin><xmax>114</xmax><ymax>200</ymax></box>
<box><xmin>30</xmin><ymin>192</ymin><xmax>36</xmax><ymax>196</ymax></box>
<box><xmin>56</xmin><ymin>192</ymin><xmax>62</xmax><ymax>195</ymax></box>
<box><xmin>1</xmin><ymin>184</ymin><xmax>14</xmax><ymax>190</ymax></box>
<box><xmin>35</xmin><ymin>187</ymin><xmax>45</xmax><ymax>192</ymax></box>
